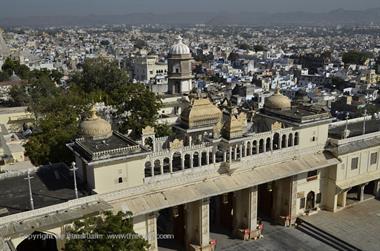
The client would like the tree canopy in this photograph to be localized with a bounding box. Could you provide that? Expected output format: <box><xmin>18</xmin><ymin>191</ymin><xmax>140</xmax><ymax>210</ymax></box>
<box><xmin>342</xmin><ymin>50</ymin><xmax>372</xmax><ymax>65</ymax></box>
<box><xmin>19</xmin><ymin>57</ymin><xmax>161</xmax><ymax>165</ymax></box>
<box><xmin>64</xmin><ymin>211</ymin><xmax>149</xmax><ymax>251</ymax></box>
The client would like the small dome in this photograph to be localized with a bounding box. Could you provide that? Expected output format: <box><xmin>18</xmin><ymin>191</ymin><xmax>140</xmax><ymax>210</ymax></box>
<box><xmin>80</xmin><ymin>106</ymin><xmax>112</xmax><ymax>140</ymax></box>
<box><xmin>265</xmin><ymin>89</ymin><xmax>291</xmax><ymax>110</ymax></box>
<box><xmin>180</xmin><ymin>97</ymin><xmax>222</xmax><ymax>129</ymax></box>
<box><xmin>170</xmin><ymin>35</ymin><xmax>190</xmax><ymax>55</ymax></box>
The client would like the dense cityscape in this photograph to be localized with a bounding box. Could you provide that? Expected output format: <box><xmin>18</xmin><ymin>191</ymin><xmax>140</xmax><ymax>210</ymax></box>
<box><xmin>0</xmin><ymin>4</ymin><xmax>379</xmax><ymax>251</ymax></box>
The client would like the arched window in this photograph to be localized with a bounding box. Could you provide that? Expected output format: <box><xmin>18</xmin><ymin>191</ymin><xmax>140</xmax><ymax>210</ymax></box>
<box><xmin>144</xmin><ymin>161</ymin><xmax>152</xmax><ymax>177</ymax></box>
<box><xmin>266</xmin><ymin>138</ymin><xmax>271</xmax><ymax>152</ymax></box>
<box><xmin>247</xmin><ymin>142</ymin><xmax>251</xmax><ymax>156</ymax></box>
<box><xmin>172</xmin><ymin>152</ymin><xmax>182</xmax><ymax>172</ymax></box>
<box><xmin>282</xmin><ymin>135</ymin><xmax>287</xmax><ymax>148</ymax></box>
<box><xmin>184</xmin><ymin>154</ymin><xmax>191</xmax><ymax>169</ymax></box>
<box><xmin>288</xmin><ymin>133</ymin><xmax>293</xmax><ymax>147</ymax></box>
<box><xmin>163</xmin><ymin>158</ymin><xmax>170</xmax><ymax>173</ymax></box>
<box><xmin>295</xmin><ymin>132</ymin><xmax>299</xmax><ymax>146</ymax></box>
<box><xmin>259</xmin><ymin>139</ymin><xmax>264</xmax><ymax>153</ymax></box>
<box><xmin>118</xmin><ymin>177</ymin><xmax>123</xmax><ymax>183</ymax></box>
<box><xmin>201</xmin><ymin>152</ymin><xmax>208</xmax><ymax>166</ymax></box>
<box><xmin>193</xmin><ymin>152</ymin><xmax>200</xmax><ymax>167</ymax></box>
<box><xmin>154</xmin><ymin>160</ymin><xmax>161</xmax><ymax>175</ymax></box>
<box><xmin>273</xmin><ymin>133</ymin><xmax>280</xmax><ymax>150</ymax></box>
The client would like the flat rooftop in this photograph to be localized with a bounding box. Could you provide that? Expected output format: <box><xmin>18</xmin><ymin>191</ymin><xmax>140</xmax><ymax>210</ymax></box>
<box><xmin>72</xmin><ymin>132</ymin><xmax>149</xmax><ymax>162</ymax></box>
<box><xmin>0</xmin><ymin>164</ymin><xmax>88</xmax><ymax>216</ymax></box>
<box><xmin>329</xmin><ymin>119</ymin><xmax>380</xmax><ymax>139</ymax></box>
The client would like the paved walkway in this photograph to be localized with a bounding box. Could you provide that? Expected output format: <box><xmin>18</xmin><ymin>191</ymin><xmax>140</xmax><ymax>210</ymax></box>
<box><xmin>210</xmin><ymin>222</ymin><xmax>336</xmax><ymax>251</ymax></box>
<box><xmin>300</xmin><ymin>199</ymin><xmax>380</xmax><ymax>251</ymax></box>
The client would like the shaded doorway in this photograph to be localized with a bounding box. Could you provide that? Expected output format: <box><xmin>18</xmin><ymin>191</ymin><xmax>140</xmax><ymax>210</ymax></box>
<box><xmin>17</xmin><ymin>231</ymin><xmax>58</xmax><ymax>251</ymax></box>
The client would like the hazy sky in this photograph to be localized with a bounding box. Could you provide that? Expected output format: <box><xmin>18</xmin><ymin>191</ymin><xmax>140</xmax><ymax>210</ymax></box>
<box><xmin>1</xmin><ymin>0</ymin><xmax>379</xmax><ymax>17</ymax></box>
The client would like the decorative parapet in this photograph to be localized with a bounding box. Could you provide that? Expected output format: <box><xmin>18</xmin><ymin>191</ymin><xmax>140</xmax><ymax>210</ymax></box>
<box><xmin>329</xmin><ymin>131</ymin><xmax>380</xmax><ymax>146</ymax></box>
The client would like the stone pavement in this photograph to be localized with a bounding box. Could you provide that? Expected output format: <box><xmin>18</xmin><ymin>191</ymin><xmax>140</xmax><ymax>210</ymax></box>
<box><xmin>300</xmin><ymin>198</ymin><xmax>380</xmax><ymax>251</ymax></box>
<box><xmin>210</xmin><ymin>222</ymin><xmax>336</xmax><ymax>251</ymax></box>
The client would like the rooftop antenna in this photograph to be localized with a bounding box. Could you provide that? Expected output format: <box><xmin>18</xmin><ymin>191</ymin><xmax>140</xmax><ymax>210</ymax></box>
<box><xmin>362</xmin><ymin>109</ymin><xmax>367</xmax><ymax>135</ymax></box>
<box><xmin>24</xmin><ymin>169</ymin><xmax>34</xmax><ymax>210</ymax></box>
<box><xmin>71</xmin><ymin>162</ymin><xmax>79</xmax><ymax>199</ymax></box>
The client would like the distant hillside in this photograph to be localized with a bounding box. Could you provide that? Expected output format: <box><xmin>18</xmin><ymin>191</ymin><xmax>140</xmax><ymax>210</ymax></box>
<box><xmin>1</xmin><ymin>8</ymin><xmax>380</xmax><ymax>27</ymax></box>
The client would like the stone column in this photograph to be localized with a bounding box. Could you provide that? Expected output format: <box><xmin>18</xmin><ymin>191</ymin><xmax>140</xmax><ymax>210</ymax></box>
<box><xmin>212</xmin><ymin>152</ymin><xmax>216</xmax><ymax>164</ymax></box>
<box><xmin>198</xmin><ymin>154</ymin><xmax>202</xmax><ymax>167</ymax></box>
<box><xmin>146</xmin><ymin>212</ymin><xmax>158</xmax><ymax>251</ymax></box>
<box><xmin>223</xmin><ymin>151</ymin><xmax>227</xmax><ymax>162</ymax></box>
<box><xmin>189</xmin><ymin>136</ymin><xmax>192</xmax><ymax>146</ymax></box>
<box><xmin>160</xmin><ymin>161</ymin><xmax>164</xmax><ymax>175</ymax></box>
<box><xmin>206</xmin><ymin>152</ymin><xmax>209</xmax><ymax>165</ymax></box>
<box><xmin>169</xmin><ymin>161</ymin><xmax>173</xmax><ymax>173</ymax></box>
<box><xmin>279</xmin><ymin>136</ymin><xmax>282</xmax><ymax>150</ymax></box>
<box><xmin>358</xmin><ymin>184</ymin><xmax>365</xmax><ymax>201</ymax></box>
<box><xmin>190</xmin><ymin>154</ymin><xmax>193</xmax><ymax>169</ymax></box>
<box><xmin>181</xmin><ymin>157</ymin><xmax>185</xmax><ymax>170</ymax></box>
<box><xmin>229</xmin><ymin>147</ymin><xmax>232</xmax><ymax>162</ymax></box>
<box><xmin>233</xmin><ymin>186</ymin><xmax>258</xmax><ymax>238</ymax></box>
<box><xmin>185</xmin><ymin>198</ymin><xmax>211</xmax><ymax>251</ymax></box>
<box><xmin>239</xmin><ymin>145</ymin><xmax>243</xmax><ymax>159</ymax></box>
<box><xmin>234</xmin><ymin>146</ymin><xmax>238</xmax><ymax>160</ymax></box>
<box><xmin>374</xmin><ymin>180</ymin><xmax>380</xmax><ymax>198</ymax></box>
<box><xmin>151</xmin><ymin>164</ymin><xmax>155</xmax><ymax>177</ymax></box>
<box><xmin>289</xmin><ymin>176</ymin><xmax>298</xmax><ymax>224</ymax></box>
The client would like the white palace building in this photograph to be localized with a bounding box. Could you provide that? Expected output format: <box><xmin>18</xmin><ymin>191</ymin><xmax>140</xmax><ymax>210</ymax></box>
<box><xmin>0</xmin><ymin>38</ymin><xmax>380</xmax><ymax>251</ymax></box>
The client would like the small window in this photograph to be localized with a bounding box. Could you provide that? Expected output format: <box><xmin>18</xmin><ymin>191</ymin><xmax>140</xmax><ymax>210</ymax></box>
<box><xmin>307</xmin><ymin>170</ymin><xmax>318</xmax><ymax>181</ymax></box>
<box><xmin>351</xmin><ymin>157</ymin><xmax>359</xmax><ymax>170</ymax></box>
<box><xmin>370</xmin><ymin>152</ymin><xmax>378</xmax><ymax>165</ymax></box>
<box><xmin>300</xmin><ymin>198</ymin><xmax>305</xmax><ymax>209</ymax></box>
<box><xmin>316</xmin><ymin>193</ymin><xmax>322</xmax><ymax>204</ymax></box>
<box><xmin>118</xmin><ymin>177</ymin><xmax>123</xmax><ymax>183</ymax></box>
<box><xmin>311</xmin><ymin>136</ymin><xmax>316</xmax><ymax>142</ymax></box>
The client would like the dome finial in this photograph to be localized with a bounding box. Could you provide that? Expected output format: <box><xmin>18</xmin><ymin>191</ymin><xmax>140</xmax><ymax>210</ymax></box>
<box><xmin>89</xmin><ymin>105</ymin><xmax>98</xmax><ymax>119</ymax></box>
<box><xmin>176</xmin><ymin>35</ymin><xmax>183</xmax><ymax>43</ymax></box>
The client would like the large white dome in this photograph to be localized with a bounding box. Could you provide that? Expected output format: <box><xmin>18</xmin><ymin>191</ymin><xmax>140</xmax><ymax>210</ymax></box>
<box><xmin>170</xmin><ymin>35</ymin><xmax>190</xmax><ymax>55</ymax></box>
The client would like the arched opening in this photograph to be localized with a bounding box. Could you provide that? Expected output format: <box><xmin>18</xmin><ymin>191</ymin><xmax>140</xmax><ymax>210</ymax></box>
<box><xmin>273</xmin><ymin>133</ymin><xmax>280</xmax><ymax>150</ymax></box>
<box><xmin>163</xmin><ymin>158</ymin><xmax>170</xmax><ymax>173</ymax></box>
<box><xmin>144</xmin><ymin>161</ymin><xmax>152</xmax><ymax>177</ymax></box>
<box><xmin>215</xmin><ymin>150</ymin><xmax>224</xmax><ymax>163</ymax></box>
<box><xmin>294</xmin><ymin>132</ymin><xmax>299</xmax><ymax>145</ymax></box>
<box><xmin>201</xmin><ymin>152</ymin><xmax>208</xmax><ymax>166</ymax></box>
<box><xmin>247</xmin><ymin>142</ymin><xmax>251</xmax><ymax>156</ymax></box>
<box><xmin>266</xmin><ymin>138</ymin><xmax>271</xmax><ymax>152</ymax></box>
<box><xmin>253</xmin><ymin>140</ymin><xmax>257</xmax><ymax>154</ymax></box>
<box><xmin>118</xmin><ymin>177</ymin><xmax>123</xmax><ymax>183</ymax></box>
<box><xmin>17</xmin><ymin>231</ymin><xmax>58</xmax><ymax>251</ymax></box>
<box><xmin>172</xmin><ymin>152</ymin><xmax>182</xmax><ymax>172</ymax></box>
<box><xmin>259</xmin><ymin>139</ymin><xmax>264</xmax><ymax>153</ymax></box>
<box><xmin>144</xmin><ymin>137</ymin><xmax>153</xmax><ymax>150</ymax></box>
<box><xmin>288</xmin><ymin>133</ymin><xmax>293</xmax><ymax>147</ymax></box>
<box><xmin>154</xmin><ymin>160</ymin><xmax>161</xmax><ymax>175</ymax></box>
<box><xmin>184</xmin><ymin>154</ymin><xmax>191</xmax><ymax>169</ymax></box>
<box><xmin>281</xmin><ymin>135</ymin><xmax>287</xmax><ymax>148</ymax></box>
<box><xmin>306</xmin><ymin>191</ymin><xmax>315</xmax><ymax>211</ymax></box>
<box><xmin>208</xmin><ymin>151</ymin><xmax>213</xmax><ymax>164</ymax></box>
<box><xmin>193</xmin><ymin>152</ymin><xmax>200</xmax><ymax>167</ymax></box>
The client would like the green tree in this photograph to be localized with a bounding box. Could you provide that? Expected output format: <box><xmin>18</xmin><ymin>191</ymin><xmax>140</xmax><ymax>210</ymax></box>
<box><xmin>155</xmin><ymin>123</ymin><xmax>173</xmax><ymax>138</ymax></box>
<box><xmin>1</xmin><ymin>57</ymin><xmax>30</xmax><ymax>79</ymax></box>
<box><xmin>73</xmin><ymin>58</ymin><xmax>128</xmax><ymax>94</ymax></box>
<box><xmin>253</xmin><ymin>45</ymin><xmax>265</xmax><ymax>52</ymax></box>
<box><xmin>9</xmin><ymin>84</ymin><xmax>29</xmax><ymax>106</ymax></box>
<box><xmin>342</xmin><ymin>51</ymin><xmax>372</xmax><ymax>65</ymax></box>
<box><xmin>64</xmin><ymin>211</ymin><xmax>149</xmax><ymax>251</ymax></box>
<box><xmin>24</xmin><ymin>87</ymin><xmax>88</xmax><ymax>165</ymax></box>
<box><xmin>112</xmin><ymin>83</ymin><xmax>162</xmax><ymax>137</ymax></box>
